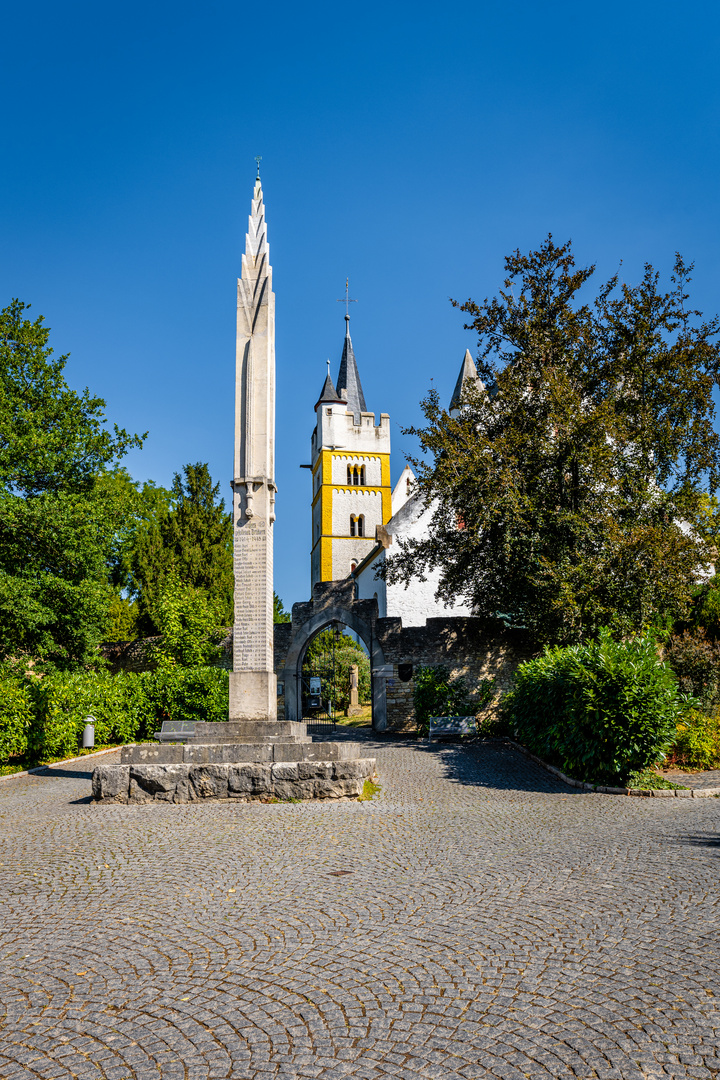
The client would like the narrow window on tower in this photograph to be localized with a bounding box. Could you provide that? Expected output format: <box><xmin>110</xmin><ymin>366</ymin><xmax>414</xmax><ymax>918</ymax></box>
<box><xmin>347</xmin><ymin>465</ymin><xmax>352</xmax><ymax>485</ymax></box>
<box><xmin>350</xmin><ymin>515</ymin><xmax>356</xmax><ymax>537</ymax></box>
<box><xmin>359</xmin><ymin>465</ymin><xmax>365</xmax><ymax>485</ymax></box>
<box><xmin>353</xmin><ymin>466</ymin><xmax>359</xmax><ymax>486</ymax></box>
<box><xmin>357</xmin><ymin>515</ymin><xmax>364</xmax><ymax>537</ymax></box>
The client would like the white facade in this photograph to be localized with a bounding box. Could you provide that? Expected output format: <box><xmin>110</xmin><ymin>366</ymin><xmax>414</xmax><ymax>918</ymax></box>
<box><xmin>351</xmin><ymin>350</ymin><xmax>482</xmax><ymax>628</ymax></box>
<box><xmin>354</xmin><ymin>488</ymin><xmax>474</xmax><ymax>626</ymax></box>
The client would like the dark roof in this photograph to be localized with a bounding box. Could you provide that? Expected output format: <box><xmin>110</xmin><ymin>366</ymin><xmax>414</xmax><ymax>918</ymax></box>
<box><xmin>315</xmin><ymin>371</ymin><xmax>341</xmax><ymax>410</ymax></box>
<box><xmin>449</xmin><ymin>349</ymin><xmax>480</xmax><ymax>411</ymax></box>
<box><xmin>336</xmin><ymin>321</ymin><xmax>367</xmax><ymax>420</ymax></box>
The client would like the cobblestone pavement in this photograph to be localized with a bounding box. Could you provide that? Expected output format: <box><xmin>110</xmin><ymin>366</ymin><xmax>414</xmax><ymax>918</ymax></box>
<box><xmin>663</xmin><ymin>768</ymin><xmax>720</xmax><ymax>790</ymax></box>
<box><xmin>0</xmin><ymin>737</ymin><xmax>719</xmax><ymax>1080</ymax></box>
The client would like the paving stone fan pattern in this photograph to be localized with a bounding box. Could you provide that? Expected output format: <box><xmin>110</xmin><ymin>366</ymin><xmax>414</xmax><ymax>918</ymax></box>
<box><xmin>1</xmin><ymin>736</ymin><xmax>719</xmax><ymax>1079</ymax></box>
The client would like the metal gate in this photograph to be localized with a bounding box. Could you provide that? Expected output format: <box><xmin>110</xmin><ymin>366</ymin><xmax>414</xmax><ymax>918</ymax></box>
<box><xmin>300</xmin><ymin>633</ymin><xmax>339</xmax><ymax>727</ymax></box>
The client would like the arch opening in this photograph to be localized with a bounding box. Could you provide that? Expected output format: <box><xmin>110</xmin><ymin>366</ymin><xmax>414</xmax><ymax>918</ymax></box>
<box><xmin>281</xmin><ymin>597</ymin><xmax>387</xmax><ymax>732</ymax></box>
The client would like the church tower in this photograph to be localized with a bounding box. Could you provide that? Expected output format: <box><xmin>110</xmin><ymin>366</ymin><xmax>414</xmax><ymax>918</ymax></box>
<box><xmin>310</xmin><ymin>307</ymin><xmax>391</xmax><ymax>586</ymax></box>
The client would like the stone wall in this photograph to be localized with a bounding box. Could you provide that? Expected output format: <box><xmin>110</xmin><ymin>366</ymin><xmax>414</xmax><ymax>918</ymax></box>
<box><xmin>102</xmin><ymin>601</ymin><xmax>535</xmax><ymax>735</ymax></box>
<box><xmin>375</xmin><ymin>616</ymin><xmax>535</xmax><ymax>733</ymax></box>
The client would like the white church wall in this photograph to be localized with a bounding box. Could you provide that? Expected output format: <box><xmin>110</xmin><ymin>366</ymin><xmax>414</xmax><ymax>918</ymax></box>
<box><xmin>353</xmin><ymin>492</ymin><xmax>473</xmax><ymax>627</ymax></box>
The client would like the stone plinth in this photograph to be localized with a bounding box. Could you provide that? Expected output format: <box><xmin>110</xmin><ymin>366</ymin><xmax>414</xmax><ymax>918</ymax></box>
<box><xmin>92</xmin><ymin>758</ymin><xmax>376</xmax><ymax>804</ymax></box>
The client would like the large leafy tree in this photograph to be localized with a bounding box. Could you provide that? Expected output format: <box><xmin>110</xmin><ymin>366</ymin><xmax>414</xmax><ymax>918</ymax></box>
<box><xmin>385</xmin><ymin>238</ymin><xmax>720</xmax><ymax>645</ymax></box>
<box><xmin>128</xmin><ymin>462</ymin><xmax>233</xmax><ymax>631</ymax></box>
<box><xmin>0</xmin><ymin>299</ymin><xmax>144</xmax><ymax>665</ymax></box>
<box><xmin>101</xmin><ymin>467</ymin><xmax>175</xmax><ymax>640</ymax></box>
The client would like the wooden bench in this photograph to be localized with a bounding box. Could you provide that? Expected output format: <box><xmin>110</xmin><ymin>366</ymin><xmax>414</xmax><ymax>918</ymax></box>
<box><xmin>428</xmin><ymin>716</ymin><xmax>476</xmax><ymax>743</ymax></box>
<box><xmin>153</xmin><ymin>720</ymin><xmax>197</xmax><ymax>743</ymax></box>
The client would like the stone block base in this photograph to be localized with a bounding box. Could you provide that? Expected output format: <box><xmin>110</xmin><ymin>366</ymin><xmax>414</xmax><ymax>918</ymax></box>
<box><xmin>228</xmin><ymin>671</ymin><xmax>277</xmax><ymax>721</ymax></box>
<box><xmin>92</xmin><ymin>758</ymin><xmax>376</xmax><ymax>804</ymax></box>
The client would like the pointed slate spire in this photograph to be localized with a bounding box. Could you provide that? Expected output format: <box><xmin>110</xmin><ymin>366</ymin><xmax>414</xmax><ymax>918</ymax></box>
<box><xmin>336</xmin><ymin>317</ymin><xmax>367</xmax><ymax>421</ymax></box>
<box><xmin>315</xmin><ymin>364</ymin><xmax>341</xmax><ymax>410</ymax></box>
<box><xmin>449</xmin><ymin>349</ymin><xmax>481</xmax><ymax>412</ymax></box>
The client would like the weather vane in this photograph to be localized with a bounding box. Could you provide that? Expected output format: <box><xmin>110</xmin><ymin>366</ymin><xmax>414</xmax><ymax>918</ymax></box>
<box><xmin>336</xmin><ymin>277</ymin><xmax>357</xmax><ymax>321</ymax></box>
<box><xmin>255</xmin><ymin>155</ymin><xmax>262</xmax><ymax>179</ymax></box>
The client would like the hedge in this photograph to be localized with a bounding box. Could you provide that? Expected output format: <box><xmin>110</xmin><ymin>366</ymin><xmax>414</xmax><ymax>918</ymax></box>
<box><xmin>504</xmin><ymin>630</ymin><xmax>692</xmax><ymax>784</ymax></box>
<box><xmin>1</xmin><ymin>666</ymin><xmax>229</xmax><ymax>765</ymax></box>
<box><xmin>0</xmin><ymin>676</ymin><xmax>33</xmax><ymax>761</ymax></box>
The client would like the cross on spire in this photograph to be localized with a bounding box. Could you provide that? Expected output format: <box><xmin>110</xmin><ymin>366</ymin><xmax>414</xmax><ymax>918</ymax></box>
<box><xmin>336</xmin><ymin>278</ymin><xmax>357</xmax><ymax>323</ymax></box>
<box><xmin>255</xmin><ymin>155</ymin><xmax>262</xmax><ymax>179</ymax></box>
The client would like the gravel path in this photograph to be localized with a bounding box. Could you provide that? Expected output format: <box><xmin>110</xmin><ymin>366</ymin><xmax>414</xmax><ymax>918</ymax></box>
<box><xmin>0</xmin><ymin>736</ymin><xmax>719</xmax><ymax>1079</ymax></box>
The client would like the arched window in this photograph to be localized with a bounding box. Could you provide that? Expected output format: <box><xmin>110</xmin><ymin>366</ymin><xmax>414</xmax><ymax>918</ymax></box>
<box><xmin>352</xmin><ymin>466</ymin><xmax>359</xmax><ymax>486</ymax></box>
<box><xmin>357</xmin><ymin>514</ymin><xmax>364</xmax><ymax>537</ymax></box>
<box><xmin>350</xmin><ymin>515</ymin><xmax>356</xmax><ymax>537</ymax></box>
<box><xmin>359</xmin><ymin>465</ymin><xmax>365</xmax><ymax>485</ymax></box>
<box><xmin>347</xmin><ymin>465</ymin><xmax>352</xmax><ymax>485</ymax></box>
<box><xmin>350</xmin><ymin>561</ymin><xmax>357</xmax><ymax>573</ymax></box>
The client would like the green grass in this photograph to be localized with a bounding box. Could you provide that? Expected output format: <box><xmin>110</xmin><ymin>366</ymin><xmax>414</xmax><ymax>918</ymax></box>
<box><xmin>359</xmin><ymin>777</ymin><xmax>381</xmax><ymax>801</ymax></box>
<box><xmin>626</xmin><ymin>768</ymin><xmax>687</xmax><ymax>790</ymax></box>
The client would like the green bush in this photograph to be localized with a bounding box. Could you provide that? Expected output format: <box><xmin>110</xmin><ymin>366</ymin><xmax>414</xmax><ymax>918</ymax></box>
<box><xmin>141</xmin><ymin>666</ymin><xmax>229</xmax><ymax>727</ymax></box>
<box><xmin>29</xmin><ymin>669</ymin><xmax>147</xmax><ymax>759</ymax></box>
<box><xmin>505</xmin><ymin>630</ymin><xmax>692</xmax><ymax>784</ymax></box>
<box><xmin>0</xmin><ymin>665</ymin><xmax>231</xmax><ymax>765</ymax></box>
<box><xmin>666</xmin><ymin>707</ymin><xmax>720</xmax><ymax>771</ymax></box>
<box><xmin>0</xmin><ymin>676</ymin><xmax>33</xmax><ymax>760</ymax></box>
<box><xmin>413</xmin><ymin>665</ymin><xmax>475</xmax><ymax>734</ymax></box>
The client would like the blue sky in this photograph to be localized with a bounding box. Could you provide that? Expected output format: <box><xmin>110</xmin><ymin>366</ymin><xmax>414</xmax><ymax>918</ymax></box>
<box><xmin>2</xmin><ymin>0</ymin><xmax>719</xmax><ymax>609</ymax></box>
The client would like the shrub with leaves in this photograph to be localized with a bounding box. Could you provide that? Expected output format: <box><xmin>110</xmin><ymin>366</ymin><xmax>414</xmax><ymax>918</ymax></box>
<box><xmin>141</xmin><ymin>666</ymin><xmax>229</xmax><ymax>728</ymax></box>
<box><xmin>0</xmin><ymin>665</ymin><xmax>230</xmax><ymax>765</ymax></box>
<box><xmin>28</xmin><ymin>669</ymin><xmax>147</xmax><ymax>759</ymax></box>
<box><xmin>665</xmin><ymin>707</ymin><xmax>720</xmax><ymax>771</ymax></box>
<box><xmin>505</xmin><ymin>630</ymin><xmax>692</xmax><ymax>784</ymax></box>
<box><xmin>412</xmin><ymin>665</ymin><xmax>476</xmax><ymax>734</ymax></box>
<box><xmin>0</xmin><ymin>676</ymin><xmax>33</xmax><ymax>761</ymax></box>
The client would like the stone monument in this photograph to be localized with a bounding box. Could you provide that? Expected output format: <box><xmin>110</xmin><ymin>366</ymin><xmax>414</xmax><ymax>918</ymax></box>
<box><xmin>230</xmin><ymin>169</ymin><xmax>277</xmax><ymax>721</ymax></box>
<box><xmin>91</xmin><ymin>169</ymin><xmax>376</xmax><ymax>804</ymax></box>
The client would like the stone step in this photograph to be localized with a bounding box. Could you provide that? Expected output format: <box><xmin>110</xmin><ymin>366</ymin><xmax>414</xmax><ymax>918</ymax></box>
<box><xmin>191</xmin><ymin>721</ymin><xmax>307</xmax><ymax>741</ymax></box>
<box><xmin>121</xmin><ymin>740</ymin><xmax>370</xmax><ymax>766</ymax></box>
<box><xmin>191</xmin><ymin>736</ymin><xmax>311</xmax><ymax>745</ymax></box>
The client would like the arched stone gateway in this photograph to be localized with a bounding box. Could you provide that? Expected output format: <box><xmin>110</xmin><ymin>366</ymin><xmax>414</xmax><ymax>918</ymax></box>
<box><xmin>273</xmin><ymin>580</ymin><xmax>535</xmax><ymax>735</ymax></box>
<box><xmin>280</xmin><ymin>579</ymin><xmax>388</xmax><ymax>731</ymax></box>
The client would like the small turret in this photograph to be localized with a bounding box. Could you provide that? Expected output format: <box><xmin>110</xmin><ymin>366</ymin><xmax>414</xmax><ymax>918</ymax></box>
<box><xmin>315</xmin><ymin>365</ymin><xmax>341</xmax><ymax>410</ymax></box>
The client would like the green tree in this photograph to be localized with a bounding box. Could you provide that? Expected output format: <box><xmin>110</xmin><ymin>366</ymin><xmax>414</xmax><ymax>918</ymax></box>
<box><xmin>129</xmin><ymin>462</ymin><xmax>233</xmax><ymax>632</ymax></box>
<box><xmin>385</xmin><ymin>239</ymin><xmax>720</xmax><ymax>645</ymax></box>
<box><xmin>147</xmin><ymin>574</ymin><xmax>224</xmax><ymax>669</ymax></box>
<box><xmin>0</xmin><ymin>300</ymin><xmax>144</xmax><ymax>666</ymax></box>
<box><xmin>273</xmin><ymin>592</ymin><xmax>291</xmax><ymax>623</ymax></box>
<box><xmin>303</xmin><ymin>629</ymin><xmax>370</xmax><ymax>712</ymax></box>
